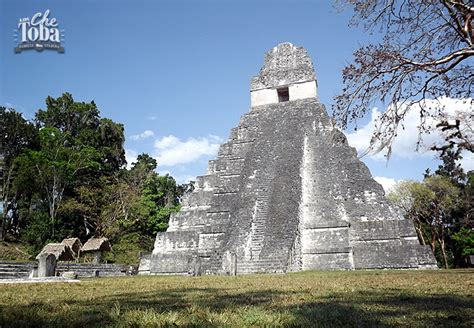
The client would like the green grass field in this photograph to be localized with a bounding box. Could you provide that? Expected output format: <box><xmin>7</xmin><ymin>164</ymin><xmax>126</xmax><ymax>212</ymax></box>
<box><xmin>0</xmin><ymin>270</ymin><xmax>472</xmax><ymax>327</ymax></box>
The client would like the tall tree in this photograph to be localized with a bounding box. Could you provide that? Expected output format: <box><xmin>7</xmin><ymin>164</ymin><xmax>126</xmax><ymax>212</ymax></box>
<box><xmin>0</xmin><ymin>107</ymin><xmax>38</xmax><ymax>240</ymax></box>
<box><xmin>36</xmin><ymin>93</ymin><xmax>126</xmax><ymax>173</ymax></box>
<box><xmin>12</xmin><ymin>93</ymin><xmax>126</xmax><ymax>245</ymax></box>
<box><xmin>334</xmin><ymin>0</ymin><xmax>474</xmax><ymax>157</ymax></box>
<box><xmin>389</xmin><ymin>175</ymin><xmax>469</xmax><ymax>268</ymax></box>
<box><xmin>15</xmin><ymin>128</ymin><xmax>99</xmax><ymax>237</ymax></box>
<box><xmin>424</xmin><ymin>176</ymin><xmax>461</xmax><ymax>268</ymax></box>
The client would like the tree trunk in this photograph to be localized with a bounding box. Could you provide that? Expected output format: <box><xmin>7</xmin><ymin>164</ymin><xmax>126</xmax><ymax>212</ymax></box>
<box><xmin>439</xmin><ymin>237</ymin><xmax>449</xmax><ymax>269</ymax></box>
<box><xmin>414</xmin><ymin>219</ymin><xmax>426</xmax><ymax>245</ymax></box>
<box><xmin>0</xmin><ymin>197</ymin><xmax>6</xmax><ymax>240</ymax></box>
<box><xmin>439</xmin><ymin>219</ymin><xmax>449</xmax><ymax>269</ymax></box>
<box><xmin>0</xmin><ymin>213</ymin><xmax>5</xmax><ymax>240</ymax></box>
<box><xmin>429</xmin><ymin>227</ymin><xmax>437</xmax><ymax>254</ymax></box>
<box><xmin>1</xmin><ymin>166</ymin><xmax>14</xmax><ymax>241</ymax></box>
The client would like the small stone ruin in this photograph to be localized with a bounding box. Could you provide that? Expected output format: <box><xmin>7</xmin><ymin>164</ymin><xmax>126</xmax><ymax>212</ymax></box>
<box><xmin>36</xmin><ymin>243</ymin><xmax>75</xmax><ymax>277</ymax></box>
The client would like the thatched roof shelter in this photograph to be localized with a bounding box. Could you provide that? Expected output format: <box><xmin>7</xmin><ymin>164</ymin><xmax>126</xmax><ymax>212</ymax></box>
<box><xmin>82</xmin><ymin>237</ymin><xmax>112</xmax><ymax>253</ymax></box>
<box><xmin>61</xmin><ymin>237</ymin><xmax>82</xmax><ymax>255</ymax></box>
<box><xmin>36</xmin><ymin>243</ymin><xmax>75</xmax><ymax>261</ymax></box>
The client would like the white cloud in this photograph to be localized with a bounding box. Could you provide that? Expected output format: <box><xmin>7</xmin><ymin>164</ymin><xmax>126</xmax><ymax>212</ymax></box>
<box><xmin>374</xmin><ymin>176</ymin><xmax>398</xmax><ymax>194</ymax></box>
<box><xmin>158</xmin><ymin>170</ymin><xmax>196</xmax><ymax>184</ymax></box>
<box><xmin>147</xmin><ymin>116</ymin><xmax>158</xmax><ymax>121</ymax></box>
<box><xmin>346</xmin><ymin>97</ymin><xmax>473</xmax><ymax>169</ymax></box>
<box><xmin>154</xmin><ymin>135</ymin><xmax>180</xmax><ymax>149</ymax></box>
<box><xmin>174</xmin><ymin>174</ymin><xmax>196</xmax><ymax>184</ymax></box>
<box><xmin>130</xmin><ymin>130</ymin><xmax>155</xmax><ymax>141</ymax></box>
<box><xmin>346</xmin><ymin>107</ymin><xmax>438</xmax><ymax>160</ymax></box>
<box><xmin>125</xmin><ymin>149</ymin><xmax>138</xmax><ymax>169</ymax></box>
<box><xmin>154</xmin><ymin>134</ymin><xmax>223</xmax><ymax>167</ymax></box>
<box><xmin>459</xmin><ymin>151</ymin><xmax>474</xmax><ymax>172</ymax></box>
<box><xmin>346</xmin><ymin>108</ymin><xmax>382</xmax><ymax>158</ymax></box>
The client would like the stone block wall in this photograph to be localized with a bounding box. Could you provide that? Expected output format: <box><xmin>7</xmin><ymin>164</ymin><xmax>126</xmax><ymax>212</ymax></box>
<box><xmin>147</xmin><ymin>43</ymin><xmax>437</xmax><ymax>275</ymax></box>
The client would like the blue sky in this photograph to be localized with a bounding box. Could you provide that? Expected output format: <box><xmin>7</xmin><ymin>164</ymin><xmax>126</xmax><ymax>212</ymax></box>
<box><xmin>1</xmin><ymin>0</ymin><xmax>470</xmax><ymax>191</ymax></box>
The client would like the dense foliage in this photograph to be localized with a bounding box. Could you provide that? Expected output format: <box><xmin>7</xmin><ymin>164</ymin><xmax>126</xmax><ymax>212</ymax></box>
<box><xmin>388</xmin><ymin>149</ymin><xmax>473</xmax><ymax>268</ymax></box>
<box><xmin>0</xmin><ymin>93</ymin><xmax>191</xmax><ymax>262</ymax></box>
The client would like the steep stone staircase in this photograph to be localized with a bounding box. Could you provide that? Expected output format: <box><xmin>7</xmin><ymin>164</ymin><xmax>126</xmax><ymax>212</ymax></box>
<box><xmin>243</xmin><ymin>194</ymin><xmax>269</xmax><ymax>262</ymax></box>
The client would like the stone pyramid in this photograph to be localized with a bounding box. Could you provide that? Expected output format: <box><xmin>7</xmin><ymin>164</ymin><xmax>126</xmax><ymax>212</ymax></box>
<box><xmin>148</xmin><ymin>43</ymin><xmax>437</xmax><ymax>275</ymax></box>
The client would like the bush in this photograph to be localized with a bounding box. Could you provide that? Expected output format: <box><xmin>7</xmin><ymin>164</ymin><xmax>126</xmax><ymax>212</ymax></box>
<box><xmin>104</xmin><ymin>232</ymin><xmax>154</xmax><ymax>265</ymax></box>
<box><xmin>21</xmin><ymin>211</ymin><xmax>54</xmax><ymax>255</ymax></box>
<box><xmin>452</xmin><ymin>228</ymin><xmax>474</xmax><ymax>265</ymax></box>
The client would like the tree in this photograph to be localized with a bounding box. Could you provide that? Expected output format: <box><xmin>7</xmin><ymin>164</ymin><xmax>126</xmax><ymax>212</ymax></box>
<box><xmin>24</xmin><ymin>93</ymin><xmax>126</xmax><ymax>239</ymax></box>
<box><xmin>388</xmin><ymin>180</ymin><xmax>431</xmax><ymax>245</ymax></box>
<box><xmin>36</xmin><ymin>93</ymin><xmax>126</xmax><ymax>174</ymax></box>
<box><xmin>9</xmin><ymin>93</ymin><xmax>126</xmax><ymax>247</ymax></box>
<box><xmin>0</xmin><ymin>107</ymin><xmax>38</xmax><ymax>240</ymax></box>
<box><xmin>452</xmin><ymin>227</ymin><xmax>474</xmax><ymax>259</ymax></box>
<box><xmin>14</xmin><ymin>128</ymin><xmax>99</xmax><ymax>237</ymax></box>
<box><xmin>138</xmin><ymin>174</ymin><xmax>183</xmax><ymax>234</ymax></box>
<box><xmin>423</xmin><ymin>176</ymin><xmax>461</xmax><ymax>268</ymax></box>
<box><xmin>334</xmin><ymin>0</ymin><xmax>474</xmax><ymax>157</ymax></box>
<box><xmin>36</xmin><ymin>93</ymin><xmax>100</xmax><ymax>136</ymax></box>
<box><xmin>426</xmin><ymin>144</ymin><xmax>467</xmax><ymax>186</ymax></box>
<box><xmin>1</xmin><ymin>93</ymin><xmax>191</xmax><ymax>263</ymax></box>
<box><xmin>99</xmin><ymin>154</ymin><xmax>185</xmax><ymax>238</ymax></box>
<box><xmin>389</xmin><ymin>175</ymin><xmax>470</xmax><ymax>268</ymax></box>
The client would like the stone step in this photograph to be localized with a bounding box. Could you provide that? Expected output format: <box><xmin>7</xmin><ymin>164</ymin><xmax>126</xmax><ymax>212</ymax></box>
<box><xmin>237</xmin><ymin>262</ymin><xmax>287</xmax><ymax>268</ymax></box>
<box><xmin>0</xmin><ymin>269</ymin><xmax>31</xmax><ymax>274</ymax></box>
<box><xmin>56</xmin><ymin>268</ymin><xmax>124</xmax><ymax>272</ymax></box>
<box><xmin>57</xmin><ymin>263</ymin><xmax>125</xmax><ymax>267</ymax></box>
<box><xmin>0</xmin><ymin>273</ymin><xmax>30</xmax><ymax>279</ymax></box>
<box><xmin>0</xmin><ymin>262</ymin><xmax>36</xmax><ymax>279</ymax></box>
<box><xmin>238</xmin><ymin>262</ymin><xmax>286</xmax><ymax>268</ymax></box>
<box><xmin>0</xmin><ymin>268</ymin><xmax>34</xmax><ymax>273</ymax></box>
<box><xmin>56</xmin><ymin>267</ymin><xmax>125</xmax><ymax>271</ymax></box>
<box><xmin>239</xmin><ymin>256</ymin><xmax>288</xmax><ymax>263</ymax></box>
<box><xmin>195</xmin><ymin>175</ymin><xmax>217</xmax><ymax>190</ymax></box>
<box><xmin>56</xmin><ymin>264</ymin><xmax>127</xmax><ymax>277</ymax></box>
<box><xmin>237</xmin><ymin>266</ymin><xmax>285</xmax><ymax>272</ymax></box>
<box><xmin>0</xmin><ymin>263</ymin><xmax>36</xmax><ymax>268</ymax></box>
<box><xmin>0</xmin><ymin>267</ymin><xmax>32</xmax><ymax>271</ymax></box>
<box><xmin>248</xmin><ymin>228</ymin><xmax>265</xmax><ymax>233</ymax></box>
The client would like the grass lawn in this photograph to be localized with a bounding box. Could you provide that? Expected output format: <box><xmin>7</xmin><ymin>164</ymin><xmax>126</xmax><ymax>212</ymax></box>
<box><xmin>0</xmin><ymin>269</ymin><xmax>472</xmax><ymax>327</ymax></box>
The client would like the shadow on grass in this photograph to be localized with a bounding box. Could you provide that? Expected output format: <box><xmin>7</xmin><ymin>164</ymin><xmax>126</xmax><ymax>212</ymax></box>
<box><xmin>1</xmin><ymin>286</ymin><xmax>472</xmax><ymax>327</ymax></box>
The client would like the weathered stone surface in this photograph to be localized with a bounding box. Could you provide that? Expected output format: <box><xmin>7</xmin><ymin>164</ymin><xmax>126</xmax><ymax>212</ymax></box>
<box><xmin>56</xmin><ymin>263</ymin><xmax>127</xmax><ymax>277</ymax></box>
<box><xmin>0</xmin><ymin>261</ymin><xmax>37</xmax><ymax>280</ymax></box>
<box><xmin>147</xmin><ymin>43</ymin><xmax>437</xmax><ymax>275</ymax></box>
<box><xmin>250</xmin><ymin>42</ymin><xmax>316</xmax><ymax>91</ymax></box>
<box><xmin>61</xmin><ymin>271</ymin><xmax>77</xmax><ymax>279</ymax></box>
<box><xmin>38</xmin><ymin>254</ymin><xmax>56</xmax><ymax>277</ymax></box>
<box><xmin>138</xmin><ymin>253</ymin><xmax>151</xmax><ymax>275</ymax></box>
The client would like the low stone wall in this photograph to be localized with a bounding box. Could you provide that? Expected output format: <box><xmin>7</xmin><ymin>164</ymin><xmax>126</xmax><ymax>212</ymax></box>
<box><xmin>0</xmin><ymin>261</ymin><xmax>36</xmax><ymax>279</ymax></box>
<box><xmin>0</xmin><ymin>261</ymin><xmax>129</xmax><ymax>279</ymax></box>
<box><xmin>56</xmin><ymin>263</ymin><xmax>128</xmax><ymax>278</ymax></box>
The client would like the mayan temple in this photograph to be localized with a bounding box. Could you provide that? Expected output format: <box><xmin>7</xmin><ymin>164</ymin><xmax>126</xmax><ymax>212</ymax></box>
<box><xmin>146</xmin><ymin>43</ymin><xmax>437</xmax><ymax>275</ymax></box>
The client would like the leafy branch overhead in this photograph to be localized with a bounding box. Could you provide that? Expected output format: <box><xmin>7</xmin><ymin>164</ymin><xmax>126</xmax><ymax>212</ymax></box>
<box><xmin>334</xmin><ymin>0</ymin><xmax>474</xmax><ymax>157</ymax></box>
